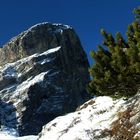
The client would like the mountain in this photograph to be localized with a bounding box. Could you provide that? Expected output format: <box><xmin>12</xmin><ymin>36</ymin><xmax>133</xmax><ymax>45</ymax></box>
<box><xmin>1</xmin><ymin>22</ymin><xmax>139</xmax><ymax>140</ymax></box>
<box><xmin>0</xmin><ymin>22</ymin><xmax>90</xmax><ymax>136</ymax></box>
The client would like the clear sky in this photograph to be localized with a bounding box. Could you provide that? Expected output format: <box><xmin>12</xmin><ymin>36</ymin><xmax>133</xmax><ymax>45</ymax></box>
<box><xmin>0</xmin><ymin>0</ymin><xmax>139</xmax><ymax>64</ymax></box>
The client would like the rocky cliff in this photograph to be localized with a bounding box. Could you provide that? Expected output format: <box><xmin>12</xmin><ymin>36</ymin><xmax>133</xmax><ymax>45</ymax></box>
<box><xmin>0</xmin><ymin>22</ymin><xmax>90</xmax><ymax>136</ymax></box>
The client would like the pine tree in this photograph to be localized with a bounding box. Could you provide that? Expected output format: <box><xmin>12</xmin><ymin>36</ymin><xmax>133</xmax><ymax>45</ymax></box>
<box><xmin>88</xmin><ymin>6</ymin><xmax>140</xmax><ymax>98</ymax></box>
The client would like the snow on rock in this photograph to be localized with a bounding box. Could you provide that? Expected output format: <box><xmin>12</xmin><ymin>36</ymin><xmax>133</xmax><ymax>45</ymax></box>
<box><xmin>37</xmin><ymin>91</ymin><xmax>140</xmax><ymax>140</ymax></box>
<box><xmin>0</xmin><ymin>22</ymin><xmax>90</xmax><ymax>136</ymax></box>
<box><xmin>1</xmin><ymin>93</ymin><xmax>140</xmax><ymax>140</ymax></box>
<box><xmin>38</xmin><ymin>96</ymin><xmax>125</xmax><ymax>140</ymax></box>
<box><xmin>0</xmin><ymin>22</ymin><xmax>90</xmax><ymax>137</ymax></box>
<box><xmin>40</xmin><ymin>46</ymin><xmax>61</xmax><ymax>56</ymax></box>
<box><xmin>0</xmin><ymin>133</ymin><xmax>38</xmax><ymax>140</ymax></box>
<box><xmin>0</xmin><ymin>126</ymin><xmax>38</xmax><ymax>140</ymax></box>
<box><xmin>0</xmin><ymin>46</ymin><xmax>61</xmax><ymax>80</ymax></box>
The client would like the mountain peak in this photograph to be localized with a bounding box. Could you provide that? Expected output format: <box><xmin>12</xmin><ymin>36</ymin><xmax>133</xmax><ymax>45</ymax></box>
<box><xmin>0</xmin><ymin>22</ymin><xmax>81</xmax><ymax>66</ymax></box>
<box><xmin>0</xmin><ymin>22</ymin><xmax>90</xmax><ymax>136</ymax></box>
<box><xmin>8</xmin><ymin>22</ymin><xmax>72</xmax><ymax>45</ymax></box>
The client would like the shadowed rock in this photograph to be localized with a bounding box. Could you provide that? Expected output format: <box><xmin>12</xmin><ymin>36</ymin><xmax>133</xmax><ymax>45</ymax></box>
<box><xmin>0</xmin><ymin>99</ymin><xmax>17</xmax><ymax>130</ymax></box>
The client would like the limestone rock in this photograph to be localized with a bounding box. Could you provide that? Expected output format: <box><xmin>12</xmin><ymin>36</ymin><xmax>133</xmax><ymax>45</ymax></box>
<box><xmin>0</xmin><ymin>22</ymin><xmax>90</xmax><ymax>136</ymax></box>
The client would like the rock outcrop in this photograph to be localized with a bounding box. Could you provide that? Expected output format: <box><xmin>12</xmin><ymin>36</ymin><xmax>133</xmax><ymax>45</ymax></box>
<box><xmin>0</xmin><ymin>22</ymin><xmax>90</xmax><ymax>136</ymax></box>
<box><xmin>38</xmin><ymin>92</ymin><xmax>140</xmax><ymax>140</ymax></box>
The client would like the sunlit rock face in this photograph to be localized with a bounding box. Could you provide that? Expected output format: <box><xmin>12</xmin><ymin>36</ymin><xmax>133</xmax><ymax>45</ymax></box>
<box><xmin>38</xmin><ymin>92</ymin><xmax>140</xmax><ymax>140</ymax></box>
<box><xmin>0</xmin><ymin>22</ymin><xmax>90</xmax><ymax>136</ymax></box>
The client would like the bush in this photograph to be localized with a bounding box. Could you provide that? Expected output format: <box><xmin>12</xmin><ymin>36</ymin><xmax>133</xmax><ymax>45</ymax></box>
<box><xmin>87</xmin><ymin>6</ymin><xmax>140</xmax><ymax>98</ymax></box>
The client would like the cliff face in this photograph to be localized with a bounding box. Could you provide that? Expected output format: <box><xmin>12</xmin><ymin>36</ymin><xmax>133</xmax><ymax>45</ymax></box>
<box><xmin>0</xmin><ymin>22</ymin><xmax>90</xmax><ymax>136</ymax></box>
<box><xmin>0</xmin><ymin>23</ymin><xmax>88</xmax><ymax>67</ymax></box>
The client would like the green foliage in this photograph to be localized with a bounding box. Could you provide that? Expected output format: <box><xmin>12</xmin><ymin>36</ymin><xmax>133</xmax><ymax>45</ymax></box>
<box><xmin>88</xmin><ymin>6</ymin><xmax>140</xmax><ymax>98</ymax></box>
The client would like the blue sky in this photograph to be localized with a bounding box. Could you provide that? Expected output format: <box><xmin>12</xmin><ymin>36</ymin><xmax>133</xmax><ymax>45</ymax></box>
<box><xmin>0</xmin><ymin>0</ymin><xmax>139</xmax><ymax>64</ymax></box>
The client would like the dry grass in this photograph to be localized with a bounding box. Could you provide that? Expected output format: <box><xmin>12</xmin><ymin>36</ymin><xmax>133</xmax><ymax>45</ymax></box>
<box><xmin>103</xmin><ymin>107</ymin><xmax>140</xmax><ymax>140</ymax></box>
<box><xmin>76</xmin><ymin>100</ymin><xmax>95</xmax><ymax>111</ymax></box>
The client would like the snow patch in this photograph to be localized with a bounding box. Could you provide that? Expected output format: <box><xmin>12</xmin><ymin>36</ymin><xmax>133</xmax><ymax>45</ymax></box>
<box><xmin>0</xmin><ymin>127</ymin><xmax>38</xmax><ymax>140</ymax></box>
<box><xmin>40</xmin><ymin>46</ymin><xmax>61</xmax><ymax>56</ymax></box>
<box><xmin>0</xmin><ymin>46</ymin><xmax>61</xmax><ymax>80</ymax></box>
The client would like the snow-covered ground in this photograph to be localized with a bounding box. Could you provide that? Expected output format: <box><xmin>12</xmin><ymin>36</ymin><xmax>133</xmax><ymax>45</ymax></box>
<box><xmin>0</xmin><ymin>96</ymin><xmax>125</xmax><ymax>140</ymax></box>
<box><xmin>1</xmin><ymin>94</ymin><xmax>140</xmax><ymax>140</ymax></box>
<box><xmin>0</xmin><ymin>127</ymin><xmax>38</xmax><ymax>140</ymax></box>
<box><xmin>38</xmin><ymin>96</ymin><xmax>125</xmax><ymax>140</ymax></box>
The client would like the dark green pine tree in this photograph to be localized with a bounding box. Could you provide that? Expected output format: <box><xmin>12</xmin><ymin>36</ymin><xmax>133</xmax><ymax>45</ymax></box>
<box><xmin>87</xmin><ymin>6</ymin><xmax>140</xmax><ymax>98</ymax></box>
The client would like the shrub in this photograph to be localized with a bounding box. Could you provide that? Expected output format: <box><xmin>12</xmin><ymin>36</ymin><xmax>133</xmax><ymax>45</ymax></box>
<box><xmin>87</xmin><ymin>6</ymin><xmax>140</xmax><ymax>98</ymax></box>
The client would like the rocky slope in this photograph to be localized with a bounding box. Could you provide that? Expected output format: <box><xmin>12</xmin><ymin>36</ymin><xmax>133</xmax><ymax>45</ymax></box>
<box><xmin>1</xmin><ymin>92</ymin><xmax>140</xmax><ymax>140</ymax></box>
<box><xmin>0</xmin><ymin>22</ymin><xmax>90</xmax><ymax>136</ymax></box>
<box><xmin>38</xmin><ymin>92</ymin><xmax>140</xmax><ymax>140</ymax></box>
